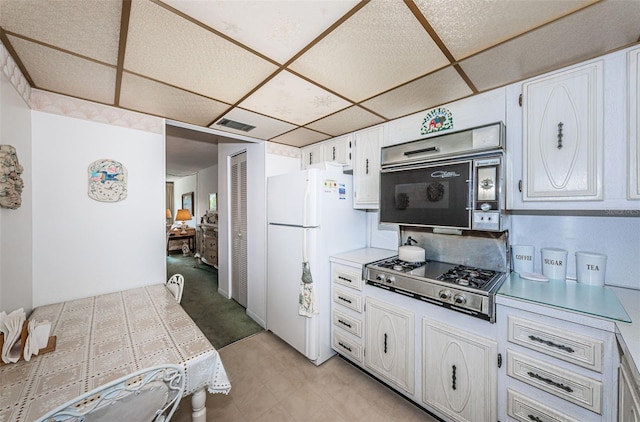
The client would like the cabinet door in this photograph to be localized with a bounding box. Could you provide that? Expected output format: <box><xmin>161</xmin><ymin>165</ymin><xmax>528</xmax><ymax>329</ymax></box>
<box><xmin>323</xmin><ymin>135</ymin><xmax>352</xmax><ymax>166</ymax></box>
<box><xmin>423</xmin><ymin>319</ymin><xmax>497</xmax><ymax>422</ymax></box>
<box><xmin>301</xmin><ymin>144</ymin><xmax>324</xmax><ymax>169</ymax></box>
<box><xmin>522</xmin><ymin>61</ymin><xmax>603</xmax><ymax>201</ymax></box>
<box><xmin>365</xmin><ymin>298</ymin><xmax>414</xmax><ymax>394</ymax></box>
<box><xmin>354</xmin><ymin>126</ymin><xmax>383</xmax><ymax>209</ymax></box>
<box><xmin>629</xmin><ymin>47</ymin><xmax>640</xmax><ymax>200</ymax></box>
<box><xmin>619</xmin><ymin>358</ymin><xmax>640</xmax><ymax>422</ymax></box>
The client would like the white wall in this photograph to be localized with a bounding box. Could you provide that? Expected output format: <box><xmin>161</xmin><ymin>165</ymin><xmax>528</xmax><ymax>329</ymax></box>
<box><xmin>197</xmin><ymin>164</ymin><xmax>218</xmax><ymax>218</ymax></box>
<box><xmin>172</xmin><ymin>174</ymin><xmax>197</xmax><ymax>228</ymax></box>
<box><xmin>0</xmin><ymin>69</ymin><xmax>33</xmax><ymax>312</ymax></box>
<box><xmin>31</xmin><ymin>111</ymin><xmax>166</xmax><ymax>306</ymax></box>
<box><xmin>218</xmin><ymin>141</ymin><xmax>267</xmax><ymax>327</ymax></box>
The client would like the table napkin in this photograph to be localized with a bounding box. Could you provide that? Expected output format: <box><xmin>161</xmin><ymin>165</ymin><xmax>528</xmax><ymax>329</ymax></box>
<box><xmin>0</xmin><ymin>308</ymin><xmax>26</xmax><ymax>363</ymax></box>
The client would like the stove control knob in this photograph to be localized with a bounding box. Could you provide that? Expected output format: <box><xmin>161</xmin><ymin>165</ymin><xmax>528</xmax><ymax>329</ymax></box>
<box><xmin>453</xmin><ymin>294</ymin><xmax>467</xmax><ymax>305</ymax></box>
<box><xmin>439</xmin><ymin>290</ymin><xmax>451</xmax><ymax>300</ymax></box>
<box><xmin>376</xmin><ymin>274</ymin><xmax>386</xmax><ymax>282</ymax></box>
<box><xmin>387</xmin><ymin>276</ymin><xmax>396</xmax><ymax>284</ymax></box>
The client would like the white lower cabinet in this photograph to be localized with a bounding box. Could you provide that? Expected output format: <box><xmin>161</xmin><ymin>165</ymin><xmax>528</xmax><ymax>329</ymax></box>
<box><xmin>330</xmin><ymin>261</ymin><xmax>365</xmax><ymax>365</ymax></box>
<box><xmin>365</xmin><ymin>297</ymin><xmax>415</xmax><ymax>394</ymax></box>
<box><xmin>619</xmin><ymin>353</ymin><xmax>640</xmax><ymax>422</ymax></box>
<box><xmin>497</xmin><ymin>302</ymin><xmax>619</xmax><ymax>422</ymax></box>
<box><xmin>422</xmin><ymin>319</ymin><xmax>497</xmax><ymax>422</ymax></box>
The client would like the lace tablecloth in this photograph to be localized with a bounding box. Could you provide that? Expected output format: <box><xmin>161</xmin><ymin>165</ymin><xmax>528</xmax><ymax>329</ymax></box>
<box><xmin>0</xmin><ymin>284</ymin><xmax>231</xmax><ymax>422</ymax></box>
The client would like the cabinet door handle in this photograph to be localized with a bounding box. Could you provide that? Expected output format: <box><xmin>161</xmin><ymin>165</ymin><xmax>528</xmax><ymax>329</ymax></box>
<box><xmin>557</xmin><ymin>122</ymin><xmax>564</xmax><ymax>149</ymax></box>
<box><xmin>338</xmin><ymin>276</ymin><xmax>353</xmax><ymax>283</ymax></box>
<box><xmin>383</xmin><ymin>333</ymin><xmax>388</xmax><ymax>353</ymax></box>
<box><xmin>452</xmin><ymin>365</ymin><xmax>457</xmax><ymax>390</ymax></box>
<box><xmin>528</xmin><ymin>415</ymin><xmax>543</xmax><ymax>422</ymax></box>
<box><xmin>338</xmin><ymin>319</ymin><xmax>352</xmax><ymax>328</ymax></box>
<box><xmin>528</xmin><ymin>335</ymin><xmax>575</xmax><ymax>353</ymax></box>
<box><xmin>527</xmin><ymin>371</ymin><xmax>573</xmax><ymax>392</ymax></box>
<box><xmin>338</xmin><ymin>342</ymin><xmax>352</xmax><ymax>352</ymax></box>
<box><xmin>309</xmin><ymin>152</ymin><xmax>313</xmax><ymax>165</ymax></box>
<box><xmin>332</xmin><ymin>146</ymin><xmax>336</xmax><ymax>160</ymax></box>
<box><xmin>337</xmin><ymin>296</ymin><xmax>352</xmax><ymax>304</ymax></box>
<box><xmin>365</xmin><ymin>158</ymin><xmax>369</xmax><ymax>175</ymax></box>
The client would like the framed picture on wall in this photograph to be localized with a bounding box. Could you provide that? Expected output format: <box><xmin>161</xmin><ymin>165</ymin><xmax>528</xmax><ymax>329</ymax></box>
<box><xmin>182</xmin><ymin>192</ymin><xmax>194</xmax><ymax>215</ymax></box>
<box><xmin>209</xmin><ymin>193</ymin><xmax>217</xmax><ymax>211</ymax></box>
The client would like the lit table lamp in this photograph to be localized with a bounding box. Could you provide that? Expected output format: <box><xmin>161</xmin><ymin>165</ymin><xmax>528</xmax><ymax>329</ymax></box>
<box><xmin>175</xmin><ymin>209</ymin><xmax>192</xmax><ymax>234</ymax></box>
<box><xmin>165</xmin><ymin>209</ymin><xmax>171</xmax><ymax>219</ymax></box>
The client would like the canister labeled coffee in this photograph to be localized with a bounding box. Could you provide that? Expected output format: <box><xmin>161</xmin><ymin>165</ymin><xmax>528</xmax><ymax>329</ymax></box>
<box><xmin>511</xmin><ymin>245</ymin><xmax>534</xmax><ymax>274</ymax></box>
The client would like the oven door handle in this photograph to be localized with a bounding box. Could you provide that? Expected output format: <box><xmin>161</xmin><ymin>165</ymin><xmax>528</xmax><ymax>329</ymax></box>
<box><xmin>403</xmin><ymin>146</ymin><xmax>439</xmax><ymax>156</ymax></box>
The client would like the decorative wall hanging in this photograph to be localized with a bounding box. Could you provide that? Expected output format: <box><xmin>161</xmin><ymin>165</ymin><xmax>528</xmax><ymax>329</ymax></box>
<box><xmin>0</xmin><ymin>145</ymin><xmax>24</xmax><ymax>209</ymax></box>
<box><xmin>88</xmin><ymin>159</ymin><xmax>127</xmax><ymax>202</ymax></box>
<box><xmin>421</xmin><ymin>107</ymin><xmax>453</xmax><ymax>135</ymax></box>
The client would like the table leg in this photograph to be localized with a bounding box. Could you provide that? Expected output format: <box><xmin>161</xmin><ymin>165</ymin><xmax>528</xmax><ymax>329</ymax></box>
<box><xmin>191</xmin><ymin>387</ymin><xmax>207</xmax><ymax>422</ymax></box>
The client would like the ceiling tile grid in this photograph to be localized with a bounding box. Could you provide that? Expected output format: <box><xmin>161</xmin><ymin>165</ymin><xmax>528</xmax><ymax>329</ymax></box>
<box><xmin>1</xmin><ymin>0</ymin><xmax>639</xmax><ymax>150</ymax></box>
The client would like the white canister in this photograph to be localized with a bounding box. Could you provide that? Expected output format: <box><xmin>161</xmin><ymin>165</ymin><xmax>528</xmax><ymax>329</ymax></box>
<box><xmin>511</xmin><ymin>245</ymin><xmax>534</xmax><ymax>274</ymax></box>
<box><xmin>541</xmin><ymin>248</ymin><xmax>568</xmax><ymax>280</ymax></box>
<box><xmin>575</xmin><ymin>251</ymin><xmax>607</xmax><ymax>286</ymax></box>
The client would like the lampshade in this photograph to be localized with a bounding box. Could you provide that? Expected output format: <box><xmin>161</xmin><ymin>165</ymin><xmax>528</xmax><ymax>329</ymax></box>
<box><xmin>165</xmin><ymin>209</ymin><xmax>171</xmax><ymax>219</ymax></box>
<box><xmin>175</xmin><ymin>209</ymin><xmax>192</xmax><ymax>221</ymax></box>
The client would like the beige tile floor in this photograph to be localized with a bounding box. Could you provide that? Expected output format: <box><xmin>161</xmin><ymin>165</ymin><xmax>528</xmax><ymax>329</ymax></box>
<box><xmin>172</xmin><ymin>331</ymin><xmax>439</xmax><ymax>422</ymax></box>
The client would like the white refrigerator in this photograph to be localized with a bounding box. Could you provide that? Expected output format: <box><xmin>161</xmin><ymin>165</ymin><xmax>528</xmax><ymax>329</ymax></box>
<box><xmin>267</xmin><ymin>167</ymin><xmax>366</xmax><ymax>365</ymax></box>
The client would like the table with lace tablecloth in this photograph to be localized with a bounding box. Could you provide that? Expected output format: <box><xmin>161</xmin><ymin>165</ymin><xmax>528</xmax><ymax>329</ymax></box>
<box><xmin>0</xmin><ymin>284</ymin><xmax>231</xmax><ymax>422</ymax></box>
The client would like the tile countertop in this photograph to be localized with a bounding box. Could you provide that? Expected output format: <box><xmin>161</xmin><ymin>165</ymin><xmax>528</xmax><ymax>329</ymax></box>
<box><xmin>498</xmin><ymin>273</ymin><xmax>639</xmax><ymax>385</ymax></box>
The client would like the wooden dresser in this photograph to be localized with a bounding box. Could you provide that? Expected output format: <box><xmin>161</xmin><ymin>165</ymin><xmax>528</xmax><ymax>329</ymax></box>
<box><xmin>198</xmin><ymin>223</ymin><xmax>218</xmax><ymax>268</ymax></box>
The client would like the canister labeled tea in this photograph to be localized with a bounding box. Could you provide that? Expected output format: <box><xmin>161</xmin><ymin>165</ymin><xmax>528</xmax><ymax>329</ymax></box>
<box><xmin>575</xmin><ymin>251</ymin><xmax>607</xmax><ymax>286</ymax></box>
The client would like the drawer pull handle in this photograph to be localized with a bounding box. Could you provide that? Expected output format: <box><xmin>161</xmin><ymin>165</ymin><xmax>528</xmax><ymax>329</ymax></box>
<box><xmin>528</xmin><ymin>335</ymin><xmax>575</xmax><ymax>353</ymax></box>
<box><xmin>338</xmin><ymin>276</ymin><xmax>353</xmax><ymax>283</ymax></box>
<box><xmin>338</xmin><ymin>319</ymin><xmax>352</xmax><ymax>328</ymax></box>
<box><xmin>338</xmin><ymin>342</ymin><xmax>352</xmax><ymax>352</ymax></box>
<box><xmin>528</xmin><ymin>415</ymin><xmax>543</xmax><ymax>422</ymax></box>
<box><xmin>527</xmin><ymin>371</ymin><xmax>573</xmax><ymax>393</ymax></box>
<box><xmin>338</xmin><ymin>296</ymin><xmax>352</xmax><ymax>304</ymax></box>
<box><xmin>452</xmin><ymin>365</ymin><xmax>457</xmax><ymax>390</ymax></box>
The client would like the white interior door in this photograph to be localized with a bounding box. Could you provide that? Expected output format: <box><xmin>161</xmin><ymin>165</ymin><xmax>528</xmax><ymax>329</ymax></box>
<box><xmin>230</xmin><ymin>152</ymin><xmax>247</xmax><ymax>307</ymax></box>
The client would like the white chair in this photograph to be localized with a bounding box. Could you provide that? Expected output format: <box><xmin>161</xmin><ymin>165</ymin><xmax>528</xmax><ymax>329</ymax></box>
<box><xmin>166</xmin><ymin>274</ymin><xmax>184</xmax><ymax>303</ymax></box>
<box><xmin>38</xmin><ymin>364</ymin><xmax>185</xmax><ymax>422</ymax></box>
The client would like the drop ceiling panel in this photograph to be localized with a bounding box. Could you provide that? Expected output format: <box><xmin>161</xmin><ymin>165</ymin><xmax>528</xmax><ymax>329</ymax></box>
<box><xmin>125</xmin><ymin>0</ymin><xmax>278</xmax><ymax>104</ymax></box>
<box><xmin>211</xmin><ymin>107</ymin><xmax>296</xmax><ymax>140</ymax></box>
<box><xmin>460</xmin><ymin>0</ymin><xmax>640</xmax><ymax>92</ymax></box>
<box><xmin>119</xmin><ymin>72</ymin><xmax>230</xmax><ymax>127</ymax></box>
<box><xmin>306</xmin><ymin>106</ymin><xmax>385</xmax><ymax>137</ymax></box>
<box><xmin>361</xmin><ymin>67</ymin><xmax>473</xmax><ymax>120</ymax></box>
<box><xmin>239</xmin><ymin>70</ymin><xmax>351</xmax><ymax>125</ymax></box>
<box><xmin>0</xmin><ymin>0</ymin><xmax>122</xmax><ymax>65</ymax></box>
<box><xmin>289</xmin><ymin>0</ymin><xmax>450</xmax><ymax>102</ymax></box>
<box><xmin>7</xmin><ymin>36</ymin><xmax>115</xmax><ymax>105</ymax></box>
<box><xmin>162</xmin><ymin>0</ymin><xmax>359</xmax><ymax>65</ymax></box>
<box><xmin>270</xmin><ymin>127</ymin><xmax>329</xmax><ymax>148</ymax></box>
<box><xmin>415</xmin><ymin>0</ymin><xmax>598</xmax><ymax>60</ymax></box>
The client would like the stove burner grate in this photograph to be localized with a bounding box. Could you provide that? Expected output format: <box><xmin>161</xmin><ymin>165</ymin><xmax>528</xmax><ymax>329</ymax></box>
<box><xmin>376</xmin><ymin>258</ymin><xmax>426</xmax><ymax>272</ymax></box>
<box><xmin>436</xmin><ymin>265</ymin><xmax>498</xmax><ymax>289</ymax></box>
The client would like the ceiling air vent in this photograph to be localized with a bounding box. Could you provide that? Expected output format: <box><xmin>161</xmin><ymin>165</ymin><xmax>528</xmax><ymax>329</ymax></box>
<box><xmin>216</xmin><ymin>118</ymin><xmax>256</xmax><ymax>132</ymax></box>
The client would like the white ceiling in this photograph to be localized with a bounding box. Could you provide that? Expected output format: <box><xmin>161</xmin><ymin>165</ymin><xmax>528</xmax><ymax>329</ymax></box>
<box><xmin>1</xmin><ymin>0</ymin><xmax>639</xmax><ymax>174</ymax></box>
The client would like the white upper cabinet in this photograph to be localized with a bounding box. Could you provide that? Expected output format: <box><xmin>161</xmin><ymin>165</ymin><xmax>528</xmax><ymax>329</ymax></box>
<box><xmin>628</xmin><ymin>47</ymin><xmax>640</xmax><ymax>200</ymax></box>
<box><xmin>300</xmin><ymin>134</ymin><xmax>352</xmax><ymax>169</ymax></box>
<box><xmin>521</xmin><ymin>61</ymin><xmax>603</xmax><ymax>202</ymax></box>
<box><xmin>353</xmin><ymin>125</ymin><xmax>383</xmax><ymax>209</ymax></box>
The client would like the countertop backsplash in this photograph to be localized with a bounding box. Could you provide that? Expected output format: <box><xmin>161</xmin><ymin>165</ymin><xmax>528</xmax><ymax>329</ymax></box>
<box><xmin>510</xmin><ymin>214</ymin><xmax>640</xmax><ymax>290</ymax></box>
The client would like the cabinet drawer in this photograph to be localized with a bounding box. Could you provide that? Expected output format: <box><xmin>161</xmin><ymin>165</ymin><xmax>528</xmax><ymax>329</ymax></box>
<box><xmin>507</xmin><ymin>388</ymin><xmax>579</xmax><ymax>422</ymax></box>
<box><xmin>507</xmin><ymin>350</ymin><xmax>602</xmax><ymax>413</ymax></box>
<box><xmin>333</xmin><ymin>332</ymin><xmax>362</xmax><ymax>363</ymax></box>
<box><xmin>332</xmin><ymin>310</ymin><xmax>362</xmax><ymax>337</ymax></box>
<box><xmin>508</xmin><ymin>315</ymin><xmax>603</xmax><ymax>372</ymax></box>
<box><xmin>332</xmin><ymin>266</ymin><xmax>363</xmax><ymax>291</ymax></box>
<box><xmin>333</xmin><ymin>288</ymin><xmax>362</xmax><ymax>313</ymax></box>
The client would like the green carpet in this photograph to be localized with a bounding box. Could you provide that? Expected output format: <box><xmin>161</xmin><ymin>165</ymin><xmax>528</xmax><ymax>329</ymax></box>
<box><xmin>166</xmin><ymin>254</ymin><xmax>264</xmax><ymax>349</ymax></box>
